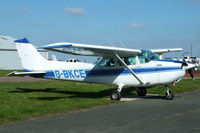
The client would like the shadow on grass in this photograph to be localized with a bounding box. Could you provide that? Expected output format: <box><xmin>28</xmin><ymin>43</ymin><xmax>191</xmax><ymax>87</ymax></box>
<box><xmin>10</xmin><ymin>87</ymin><xmax>134</xmax><ymax>100</ymax></box>
<box><xmin>9</xmin><ymin>87</ymin><xmax>165</xmax><ymax>101</ymax></box>
<box><xmin>32</xmin><ymin>96</ymin><xmax>68</xmax><ymax>101</ymax></box>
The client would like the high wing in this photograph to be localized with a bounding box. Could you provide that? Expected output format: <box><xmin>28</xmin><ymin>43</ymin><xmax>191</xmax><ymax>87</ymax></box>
<box><xmin>150</xmin><ymin>48</ymin><xmax>183</xmax><ymax>59</ymax></box>
<box><xmin>39</xmin><ymin>42</ymin><xmax>141</xmax><ymax>57</ymax></box>
<box><xmin>150</xmin><ymin>48</ymin><xmax>183</xmax><ymax>54</ymax></box>
<box><xmin>39</xmin><ymin>42</ymin><xmax>182</xmax><ymax>58</ymax></box>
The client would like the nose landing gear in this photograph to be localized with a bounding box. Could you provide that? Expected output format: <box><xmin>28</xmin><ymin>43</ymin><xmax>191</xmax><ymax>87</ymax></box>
<box><xmin>165</xmin><ymin>86</ymin><xmax>174</xmax><ymax>100</ymax></box>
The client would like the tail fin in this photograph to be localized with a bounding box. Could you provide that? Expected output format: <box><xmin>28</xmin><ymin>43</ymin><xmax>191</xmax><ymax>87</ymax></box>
<box><xmin>14</xmin><ymin>38</ymin><xmax>48</xmax><ymax>71</ymax></box>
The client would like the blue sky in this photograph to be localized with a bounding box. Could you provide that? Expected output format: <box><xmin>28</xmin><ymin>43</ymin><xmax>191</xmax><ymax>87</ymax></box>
<box><xmin>1</xmin><ymin>0</ymin><xmax>200</xmax><ymax>60</ymax></box>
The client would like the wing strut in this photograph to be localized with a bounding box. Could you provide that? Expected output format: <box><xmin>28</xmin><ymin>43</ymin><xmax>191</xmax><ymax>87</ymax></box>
<box><xmin>114</xmin><ymin>53</ymin><xmax>144</xmax><ymax>85</ymax></box>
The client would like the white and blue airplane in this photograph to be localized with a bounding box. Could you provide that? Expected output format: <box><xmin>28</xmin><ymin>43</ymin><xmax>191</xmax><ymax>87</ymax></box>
<box><xmin>9</xmin><ymin>38</ymin><xmax>195</xmax><ymax>100</ymax></box>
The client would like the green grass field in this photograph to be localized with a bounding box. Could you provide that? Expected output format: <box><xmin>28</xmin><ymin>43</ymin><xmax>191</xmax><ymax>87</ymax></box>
<box><xmin>0</xmin><ymin>80</ymin><xmax>118</xmax><ymax>125</ymax></box>
<box><xmin>0</xmin><ymin>72</ymin><xmax>200</xmax><ymax>125</ymax></box>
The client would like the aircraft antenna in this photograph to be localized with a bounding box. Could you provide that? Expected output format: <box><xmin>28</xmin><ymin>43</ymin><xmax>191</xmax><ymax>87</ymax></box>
<box><xmin>197</xmin><ymin>24</ymin><xmax>200</xmax><ymax>58</ymax></box>
<box><xmin>119</xmin><ymin>41</ymin><xmax>127</xmax><ymax>48</ymax></box>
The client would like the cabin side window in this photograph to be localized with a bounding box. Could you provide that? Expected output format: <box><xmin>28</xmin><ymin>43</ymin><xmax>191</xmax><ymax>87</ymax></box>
<box><xmin>138</xmin><ymin>55</ymin><xmax>149</xmax><ymax>64</ymax></box>
<box><xmin>121</xmin><ymin>57</ymin><xmax>136</xmax><ymax>65</ymax></box>
<box><xmin>99</xmin><ymin>56</ymin><xmax>137</xmax><ymax>67</ymax></box>
<box><xmin>127</xmin><ymin>57</ymin><xmax>136</xmax><ymax>65</ymax></box>
<box><xmin>99</xmin><ymin>58</ymin><xmax>116</xmax><ymax>67</ymax></box>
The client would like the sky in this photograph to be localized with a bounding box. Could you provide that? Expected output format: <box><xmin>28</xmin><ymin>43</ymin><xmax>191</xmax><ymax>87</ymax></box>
<box><xmin>1</xmin><ymin>0</ymin><xmax>200</xmax><ymax>61</ymax></box>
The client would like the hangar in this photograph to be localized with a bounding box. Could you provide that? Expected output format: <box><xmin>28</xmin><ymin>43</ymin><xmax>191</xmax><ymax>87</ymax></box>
<box><xmin>0</xmin><ymin>36</ymin><xmax>48</xmax><ymax>70</ymax></box>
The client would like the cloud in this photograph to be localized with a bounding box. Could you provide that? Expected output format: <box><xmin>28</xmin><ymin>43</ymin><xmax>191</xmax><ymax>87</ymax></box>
<box><xmin>64</xmin><ymin>7</ymin><xmax>86</xmax><ymax>16</ymax></box>
<box><xmin>125</xmin><ymin>22</ymin><xmax>146</xmax><ymax>29</ymax></box>
<box><xmin>0</xmin><ymin>6</ymin><xmax>29</xmax><ymax>15</ymax></box>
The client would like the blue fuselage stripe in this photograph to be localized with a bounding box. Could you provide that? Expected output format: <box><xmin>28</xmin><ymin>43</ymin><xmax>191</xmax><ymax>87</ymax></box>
<box><xmin>24</xmin><ymin>66</ymin><xmax>183</xmax><ymax>78</ymax></box>
<box><xmin>85</xmin><ymin>67</ymin><xmax>182</xmax><ymax>76</ymax></box>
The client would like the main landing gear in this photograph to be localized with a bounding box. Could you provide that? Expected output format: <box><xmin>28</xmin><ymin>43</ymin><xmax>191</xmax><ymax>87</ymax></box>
<box><xmin>110</xmin><ymin>85</ymin><xmax>148</xmax><ymax>100</ymax></box>
<box><xmin>110</xmin><ymin>90</ymin><xmax>121</xmax><ymax>100</ymax></box>
<box><xmin>165</xmin><ymin>85</ymin><xmax>174</xmax><ymax>100</ymax></box>
<box><xmin>136</xmin><ymin>87</ymin><xmax>147</xmax><ymax>97</ymax></box>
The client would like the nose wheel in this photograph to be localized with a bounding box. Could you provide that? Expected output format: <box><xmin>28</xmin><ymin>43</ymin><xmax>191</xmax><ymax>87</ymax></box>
<box><xmin>165</xmin><ymin>86</ymin><xmax>174</xmax><ymax>100</ymax></box>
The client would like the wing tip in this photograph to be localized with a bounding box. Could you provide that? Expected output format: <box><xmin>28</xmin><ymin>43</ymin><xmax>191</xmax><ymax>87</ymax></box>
<box><xmin>14</xmin><ymin>38</ymin><xmax>30</xmax><ymax>43</ymax></box>
<box><xmin>39</xmin><ymin>44</ymin><xmax>73</xmax><ymax>49</ymax></box>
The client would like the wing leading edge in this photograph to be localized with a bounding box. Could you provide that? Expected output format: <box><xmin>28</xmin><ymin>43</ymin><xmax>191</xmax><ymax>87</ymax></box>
<box><xmin>39</xmin><ymin>42</ymin><xmax>141</xmax><ymax>57</ymax></box>
<box><xmin>150</xmin><ymin>48</ymin><xmax>183</xmax><ymax>59</ymax></box>
<box><xmin>151</xmin><ymin>48</ymin><xmax>183</xmax><ymax>54</ymax></box>
<box><xmin>39</xmin><ymin>42</ymin><xmax>183</xmax><ymax>58</ymax></box>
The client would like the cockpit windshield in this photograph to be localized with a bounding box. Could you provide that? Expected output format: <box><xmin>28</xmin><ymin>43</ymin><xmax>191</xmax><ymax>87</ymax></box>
<box><xmin>138</xmin><ymin>50</ymin><xmax>159</xmax><ymax>64</ymax></box>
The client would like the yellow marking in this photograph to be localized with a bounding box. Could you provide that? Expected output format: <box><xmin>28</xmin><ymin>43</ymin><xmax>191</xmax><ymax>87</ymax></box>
<box><xmin>159</xmin><ymin>54</ymin><xmax>163</xmax><ymax>59</ymax></box>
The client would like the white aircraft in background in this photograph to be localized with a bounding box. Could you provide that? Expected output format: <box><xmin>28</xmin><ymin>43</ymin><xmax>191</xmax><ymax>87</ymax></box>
<box><xmin>8</xmin><ymin>38</ymin><xmax>195</xmax><ymax>100</ymax></box>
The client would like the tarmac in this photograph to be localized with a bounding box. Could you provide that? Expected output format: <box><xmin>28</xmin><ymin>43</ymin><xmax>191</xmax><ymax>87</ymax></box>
<box><xmin>0</xmin><ymin>89</ymin><xmax>200</xmax><ymax>133</ymax></box>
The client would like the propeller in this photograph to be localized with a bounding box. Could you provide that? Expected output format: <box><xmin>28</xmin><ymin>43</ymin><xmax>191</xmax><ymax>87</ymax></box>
<box><xmin>188</xmin><ymin>68</ymin><xmax>194</xmax><ymax>79</ymax></box>
<box><xmin>181</xmin><ymin>60</ymin><xmax>195</xmax><ymax>79</ymax></box>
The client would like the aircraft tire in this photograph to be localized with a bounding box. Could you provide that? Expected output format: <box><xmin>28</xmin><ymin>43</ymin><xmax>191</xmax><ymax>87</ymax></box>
<box><xmin>137</xmin><ymin>87</ymin><xmax>147</xmax><ymax>96</ymax></box>
<box><xmin>110</xmin><ymin>91</ymin><xmax>121</xmax><ymax>100</ymax></box>
<box><xmin>165</xmin><ymin>90</ymin><xmax>174</xmax><ymax>100</ymax></box>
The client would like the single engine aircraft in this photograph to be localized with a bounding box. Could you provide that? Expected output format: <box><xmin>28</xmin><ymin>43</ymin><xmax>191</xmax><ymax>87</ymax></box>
<box><xmin>8</xmin><ymin>38</ymin><xmax>195</xmax><ymax>100</ymax></box>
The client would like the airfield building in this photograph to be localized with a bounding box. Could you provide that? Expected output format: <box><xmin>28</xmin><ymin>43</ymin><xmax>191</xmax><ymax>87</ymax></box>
<box><xmin>0</xmin><ymin>36</ymin><xmax>48</xmax><ymax>70</ymax></box>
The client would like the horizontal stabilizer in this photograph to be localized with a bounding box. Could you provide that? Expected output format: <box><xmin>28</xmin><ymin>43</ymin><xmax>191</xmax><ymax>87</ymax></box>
<box><xmin>6</xmin><ymin>71</ymin><xmax>46</xmax><ymax>77</ymax></box>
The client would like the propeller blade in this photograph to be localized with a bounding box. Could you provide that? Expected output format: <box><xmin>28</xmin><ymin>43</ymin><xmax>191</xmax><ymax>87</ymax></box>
<box><xmin>188</xmin><ymin>68</ymin><xmax>194</xmax><ymax>79</ymax></box>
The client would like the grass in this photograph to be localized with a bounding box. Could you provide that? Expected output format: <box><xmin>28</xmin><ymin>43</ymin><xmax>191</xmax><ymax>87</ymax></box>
<box><xmin>0</xmin><ymin>80</ymin><xmax>118</xmax><ymax>125</ymax></box>
<box><xmin>0</xmin><ymin>78</ymin><xmax>200</xmax><ymax>125</ymax></box>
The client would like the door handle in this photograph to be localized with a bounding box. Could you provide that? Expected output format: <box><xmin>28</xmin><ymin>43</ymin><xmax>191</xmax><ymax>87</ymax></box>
<box><xmin>157</xmin><ymin>64</ymin><xmax>162</xmax><ymax>66</ymax></box>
